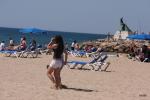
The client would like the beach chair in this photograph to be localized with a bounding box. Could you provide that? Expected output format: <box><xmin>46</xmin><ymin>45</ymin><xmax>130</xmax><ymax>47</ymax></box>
<box><xmin>21</xmin><ymin>49</ymin><xmax>40</xmax><ymax>58</ymax></box>
<box><xmin>69</xmin><ymin>50</ymin><xmax>86</xmax><ymax>57</ymax></box>
<box><xmin>85</xmin><ymin>47</ymin><xmax>103</xmax><ymax>57</ymax></box>
<box><xmin>67</xmin><ymin>54</ymin><xmax>110</xmax><ymax>71</ymax></box>
<box><xmin>0</xmin><ymin>50</ymin><xmax>22</xmax><ymax>58</ymax></box>
<box><xmin>90</xmin><ymin>54</ymin><xmax>110</xmax><ymax>71</ymax></box>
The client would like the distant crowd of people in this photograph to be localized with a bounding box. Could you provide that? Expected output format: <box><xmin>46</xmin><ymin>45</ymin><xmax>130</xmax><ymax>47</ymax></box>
<box><xmin>0</xmin><ymin>36</ymin><xmax>37</xmax><ymax>51</ymax></box>
<box><xmin>1</xmin><ymin>38</ymin><xmax>102</xmax><ymax>54</ymax></box>
<box><xmin>70</xmin><ymin>40</ymin><xmax>100</xmax><ymax>53</ymax></box>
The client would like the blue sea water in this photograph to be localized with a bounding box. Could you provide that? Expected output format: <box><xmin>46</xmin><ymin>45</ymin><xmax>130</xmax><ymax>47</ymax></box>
<box><xmin>0</xmin><ymin>27</ymin><xmax>107</xmax><ymax>46</ymax></box>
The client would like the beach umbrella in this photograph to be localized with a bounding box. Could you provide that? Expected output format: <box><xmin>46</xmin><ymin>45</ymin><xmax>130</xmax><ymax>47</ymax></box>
<box><xmin>19</xmin><ymin>28</ymin><xmax>49</xmax><ymax>46</ymax></box>
<box><xmin>127</xmin><ymin>34</ymin><xmax>150</xmax><ymax>40</ymax></box>
<box><xmin>19</xmin><ymin>28</ymin><xmax>47</xmax><ymax>34</ymax></box>
<box><xmin>127</xmin><ymin>34</ymin><xmax>135</xmax><ymax>39</ymax></box>
<box><xmin>147</xmin><ymin>34</ymin><xmax>150</xmax><ymax>40</ymax></box>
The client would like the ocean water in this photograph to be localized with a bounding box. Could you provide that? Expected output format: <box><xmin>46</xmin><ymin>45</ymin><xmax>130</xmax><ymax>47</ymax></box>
<box><xmin>0</xmin><ymin>27</ymin><xmax>107</xmax><ymax>46</ymax></box>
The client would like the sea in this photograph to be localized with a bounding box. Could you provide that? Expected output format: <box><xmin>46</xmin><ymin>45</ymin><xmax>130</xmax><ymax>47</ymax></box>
<box><xmin>0</xmin><ymin>27</ymin><xmax>107</xmax><ymax>47</ymax></box>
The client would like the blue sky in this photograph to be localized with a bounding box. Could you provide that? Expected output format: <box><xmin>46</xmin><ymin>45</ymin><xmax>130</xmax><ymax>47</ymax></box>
<box><xmin>0</xmin><ymin>0</ymin><xmax>150</xmax><ymax>34</ymax></box>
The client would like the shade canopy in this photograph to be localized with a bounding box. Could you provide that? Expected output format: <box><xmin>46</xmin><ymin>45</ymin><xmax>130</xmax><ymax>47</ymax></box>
<box><xmin>127</xmin><ymin>34</ymin><xmax>150</xmax><ymax>40</ymax></box>
<box><xmin>19</xmin><ymin>28</ymin><xmax>47</xmax><ymax>34</ymax></box>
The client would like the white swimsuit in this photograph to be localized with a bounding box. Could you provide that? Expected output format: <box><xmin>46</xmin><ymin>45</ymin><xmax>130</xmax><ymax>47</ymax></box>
<box><xmin>49</xmin><ymin>58</ymin><xmax>63</xmax><ymax>68</ymax></box>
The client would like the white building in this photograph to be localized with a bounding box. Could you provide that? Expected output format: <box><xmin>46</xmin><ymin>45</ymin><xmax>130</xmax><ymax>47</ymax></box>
<box><xmin>114</xmin><ymin>31</ymin><xmax>133</xmax><ymax>40</ymax></box>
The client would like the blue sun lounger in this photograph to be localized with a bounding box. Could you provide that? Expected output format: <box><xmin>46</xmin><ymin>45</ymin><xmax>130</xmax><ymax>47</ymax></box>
<box><xmin>67</xmin><ymin>54</ymin><xmax>110</xmax><ymax>71</ymax></box>
<box><xmin>0</xmin><ymin>50</ymin><xmax>21</xmax><ymax>58</ymax></box>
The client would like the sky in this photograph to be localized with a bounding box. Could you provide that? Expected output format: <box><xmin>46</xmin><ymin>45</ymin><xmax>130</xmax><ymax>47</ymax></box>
<box><xmin>0</xmin><ymin>0</ymin><xmax>150</xmax><ymax>34</ymax></box>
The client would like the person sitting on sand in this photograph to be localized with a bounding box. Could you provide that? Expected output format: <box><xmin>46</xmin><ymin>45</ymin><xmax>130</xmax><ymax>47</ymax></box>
<box><xmin>47</xmin><ymin>35</ymin><xmax>68</xmax><ymax>89</ymax></box>
<box><xmin>139</xmin><ymin>45</ymin><xmax>149</xmax><ymax>62</ymax></box>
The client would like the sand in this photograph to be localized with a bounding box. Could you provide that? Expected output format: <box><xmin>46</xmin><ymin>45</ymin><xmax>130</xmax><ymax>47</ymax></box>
<box><xmin>0</xmin><ymin>53</ymin><xmax>150</xmax><ymax>100</ymax></box>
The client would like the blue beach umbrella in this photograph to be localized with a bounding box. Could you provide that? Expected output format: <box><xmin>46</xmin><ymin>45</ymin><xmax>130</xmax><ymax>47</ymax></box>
<box><xmin>147</xmin><ymin>34</ymin><xmax>150</xmax><ymax>40</ymax></box>
<box><xmin>127</xmin><ymin>34</ymin><xmax>150</xmax><ymax>40</ymax></box>
<box><xmin>19</xmin><ymin>28</ymin><xmax>48</xmax><ymax>46</ymax></box>
<box><xmin>19</xmin><ymin>28</ymin><xmax>47</xmax><ymax>34</ymax></box>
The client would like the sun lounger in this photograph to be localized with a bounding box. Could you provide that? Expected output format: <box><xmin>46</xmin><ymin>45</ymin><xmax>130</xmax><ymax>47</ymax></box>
<box><xmin>67</xmin><ymin>54</ymin><xmax>110</xmax><ymax>71</ymax></box>
<box><xmin>21</xmin><ymin>49</ymin><xmax>40</xmax><ymax>58</ymax></box>
<box><xmin>0</xmin><ymin>50</ymin><xmax>22</xmax><ymax>58</ymax></box>
<box><xmin>0</xmin><ymin>49</ymin><xmax>39</xmax><ymax>58</ymax></box>
<box><xmin>69</xmin><ymin>50</ymin><xmax>86</xmax><ymax>57</ymax></box>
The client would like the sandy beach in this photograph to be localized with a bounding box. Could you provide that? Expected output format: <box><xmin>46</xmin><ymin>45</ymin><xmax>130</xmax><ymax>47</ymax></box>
<box><xmin>0</xmin><ymin>53</ymin><xmax>150</xmax><ymax>100</ymax></box>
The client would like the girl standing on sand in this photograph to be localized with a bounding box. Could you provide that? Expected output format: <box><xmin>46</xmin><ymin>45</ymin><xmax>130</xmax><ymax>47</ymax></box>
<box><xmin>47</xmin><ymin>35</ymin><xmax>68</xmax><ymax>89</ymax></box>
